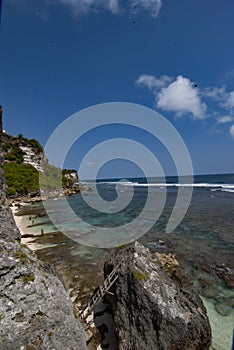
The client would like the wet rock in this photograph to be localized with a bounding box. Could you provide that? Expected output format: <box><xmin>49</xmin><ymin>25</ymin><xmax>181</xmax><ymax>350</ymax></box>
<box><xmin>200</xmin><ymin>287</ymin><xmax>219</xmax><ymax>300</ymax></box>
<box><xmin>198</xmin><ymin>277</ymin><xmax>212</xmax><ymax>288</ymax></box>
<box><xmin>215</xmin><ymin>302</ymin><xmax>232</xmax><ymax>316</ymax></box>
<box><xmin>217</xmin><ymin>269</ymin><xmax>234</xmax><ymax>288</ymax></box>
<box><xmin>201</xmin><ymin>261</ymin><xmax>234</xmax><ymax>288</ymax></box>
<box><xmin>104</xmin><ymin>242</ymin><xmax>211</xmax><ymax>350</ymax></box>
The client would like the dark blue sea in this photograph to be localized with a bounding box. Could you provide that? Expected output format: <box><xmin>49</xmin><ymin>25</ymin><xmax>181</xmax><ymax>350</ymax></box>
<box><xmin>19</xmin><ymin>173</ymin><xmax>234</xmax><ymax>349</ymax></box>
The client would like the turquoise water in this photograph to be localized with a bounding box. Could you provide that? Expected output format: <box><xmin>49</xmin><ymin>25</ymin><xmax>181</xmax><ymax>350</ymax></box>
<box><xmin>19</xmin><ymin>173</ymin><xmax>234</xmax><ymax>349</ymax></box>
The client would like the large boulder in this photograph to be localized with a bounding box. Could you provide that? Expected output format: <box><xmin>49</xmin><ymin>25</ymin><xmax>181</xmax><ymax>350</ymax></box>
<box><xmin>104</xmin><ymin>242</ymin><xmax>211</xmax><ymax>350</ymax></box>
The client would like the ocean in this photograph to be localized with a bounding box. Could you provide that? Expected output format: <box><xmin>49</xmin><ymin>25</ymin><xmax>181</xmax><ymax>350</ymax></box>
<box><xmin>18</xmin><ymin>173</ymin><xmax>234</xmax><ymax>350</ymax></box>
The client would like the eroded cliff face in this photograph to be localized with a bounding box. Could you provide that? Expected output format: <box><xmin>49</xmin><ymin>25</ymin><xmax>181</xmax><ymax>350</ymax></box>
<box><xmin>104</xmin><ymin>242</ymin><xmax>211</xmax><ymax>350</ymax></box>
<box><xmin>0</xmin><ymin>155</ymin><xmax>87</xmax><ymax>350</ymax></box>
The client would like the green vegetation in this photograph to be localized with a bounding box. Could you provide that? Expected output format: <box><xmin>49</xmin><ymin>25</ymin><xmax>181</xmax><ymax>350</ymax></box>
<box><xmin>62</xmin><ymin>176</ymin><xmax>73</xmax><ymax>188</ymax></box>
<box><xmin>62</xmin><ymin>169</ymin><xmax>77</xmax><ymax>174</ymax></box>
<box><xmin>2</xmin><ymin>142</ymin><xmax>11</xmax><ymax>152</ymax></box>
<box><xmin>117</xmin><ymin>244</ymin><xmax>125</xmax><ymax>250</ymax></box>
<box><xmin>4</xmin><ymin>145</ymin><xmax>25</xmax><ymax>163</ymax></box>
<box><xmin>3</xmin><ymin>162</ymin><xmax>39</xmax><ymax>196</ymax></box>
<box><xmin>3</xmin><ymin>160</ymin><xmax>72</xmax><ymax>196</ymax></box>
<box><xmin>2</xmin><ymin>132</ymin><xmax>77</xmax><ymax>196</ymax></box>
<box><xmin>0</xmin><ymin>314</ymin><xmax>3</xmax><ymax>321</ymax></box>
<box><xmin>14</xmin><ymin>249</ymin><xmax>29</xmax><ymax>263</ymax></box>
<box><xmin>28</xmin><ymin>138</ymin><xmax>43</xmax><ymax>153</ymax></box>
<box><xmin>20</xmin><ymin>243</ymin><xmax>28</xmax><ymax>249</ymax></box>
<box><xmin>153</xmin><ymin>259</ymin><xmax>160</xmax><ymax>265</ymax></box>
<box><xmin>17</xmin><ymin>133</ymin><xmax>43</xmax><ymax>153</ymax></box>
<box><xmin>26</xmin><ymin>346</ymin><xmax>34</xmax><ymax>350</ymax></box>
<box><xmin>62</xmin><ymin>169</ymin><xmax>77</xmax><ymax>188</ymax></box>
<box><xmin>39</xmin><ymin>161</ymin><xmax>62</xmax><ymax>191</ymax></box>
<box><xmin>132</xmin><ymin>269</ymin><xmax>149</xmax><ymax>282</ymax></box>
<box><xmin>22</xmin><ymin>274</ymin><xmax>35</xmax><ymax>283</ymax></box>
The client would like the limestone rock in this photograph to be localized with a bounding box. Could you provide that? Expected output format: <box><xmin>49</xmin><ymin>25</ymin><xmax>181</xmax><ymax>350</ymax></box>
<box><xmin>104</xmin><ymin>242</ymin><xmax>211</xmax><ymax>350</ymax></box>
<box><xmin>0</xmin><ymin>153</ymin><xmax>87</xmax><ymax>350</ymax></box>
<box><xmin>155</xmin><ymin>252</ymin><xmax>179</xmax><ymax>277</ymax></box>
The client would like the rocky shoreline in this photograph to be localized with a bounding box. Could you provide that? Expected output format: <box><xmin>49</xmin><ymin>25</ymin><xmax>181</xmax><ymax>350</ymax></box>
<box><xmin>0</xmin><ymin>149</ymin><xmax>216</xmax><ymax>350</ymax></box>
<box><xmin>7</xmin><ymin>187</ymin><xmax>81</xmax><ymax>207</ymax></box>
<box><xmin>103</xmin><ymin>242</ymin><xmax>211</xmax><ymax>350</ymax></box>
<box><xmin>6</xmin><ymin>200</ymin><xmax>214</xmax><ymax>349</ymax></box>
<box><xmin>0</xmin><ymin>154</ymin><xmax>87</xmax><ymax>349</ymax></box>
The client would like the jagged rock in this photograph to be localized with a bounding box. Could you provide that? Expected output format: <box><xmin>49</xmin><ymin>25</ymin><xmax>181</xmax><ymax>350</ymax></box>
<box><xmin>20</xmin><ymin>145</ymin><xmax>44</xmax><ymax>172</ymax></box>
<box><xmin>0</xmin><ymin>154</ymin><xmax>87</xmax><ymax>349</ymax></box>
<box><xmin>85</xmin><ymin>329</ymin><xmax>94</xmax><ymax>342</ymax></box>
<box><xmin>104</xmin><ymin>242</ymin><xmax>211</xmax><ymax>350</ymax></box>
<box><xmin>155</xmin><ymin>252</ymin><xmax>179</xmax><ymax>277</ymax></box>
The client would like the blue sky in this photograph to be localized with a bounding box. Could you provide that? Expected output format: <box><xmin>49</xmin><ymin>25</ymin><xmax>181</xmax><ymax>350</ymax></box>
<box><xmin>1</xmin><ymin>0</ymin><xmax>234</xmax><ymax>178</ymax></box>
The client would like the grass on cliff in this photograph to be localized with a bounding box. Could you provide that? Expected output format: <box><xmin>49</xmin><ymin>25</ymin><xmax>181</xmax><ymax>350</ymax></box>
<box><xmin>2</xmin><ymin>132</ymin><xmax>76</xmax><ymax>196</ymax></box>
<box><xmin>3</xmin><ymin>162</ymin><xmax>39</xmax><ymax>196</ymax></box>
<box><xmin>3</xmin><ymin>161</ymin><xmax>74</xmax><ymax>196</ymax></box>
<box><xmin>132</xmin><ymin>269</ymin><xmax>149</xmax><ymax>282</ymax></box>
<box><xmin>4</xmin><ymin>145</ymin><xmax>25</xmax><ymax>164</ymax></box>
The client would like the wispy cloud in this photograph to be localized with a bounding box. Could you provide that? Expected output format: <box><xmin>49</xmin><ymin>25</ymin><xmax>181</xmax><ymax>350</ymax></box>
<box><xmin>54</xmin><ymin>0</ymin><xmax>162</xmax><ymax>17</ymax></box>
<box><xmin>10</xmin><ymin>0</ymin><xmax>163</xmax><ymax>19</ymax></box>
<box><xmin>203</xmin><ymin>86</ymin><xmax>227</xmax><ymax>101</ymax></box>
<box><xmin>136</xmin><ymin>74</ymin><xmax>173</xmax><ymax>90</ymax></box>
<box><xmin>57</xmin><ymin>0</ymin><xmax>120</xmax><ymax>15</ymax></box>
<box><xmin>229</xmin><ymin>124</ymin><xmax>234</xmax><ymax>138</ymax></box>
<box><xmin>130</xmin><ymin>0</ymin><xmax>162</xmax><ymax>18</ymax></box>
<box><xmin>204</xmin><ymin>86</ymin><xmax>234</xmax><ymax>110</ymax></box>
<box><xmin>225</xmin><ymin>91</ymin><xmax>234</xmax><ymax>109</ymax></box>
<box><xmin>216</xmin><ymin>116</ymin><xmax>233</xmax><ymax>124</ymax></box>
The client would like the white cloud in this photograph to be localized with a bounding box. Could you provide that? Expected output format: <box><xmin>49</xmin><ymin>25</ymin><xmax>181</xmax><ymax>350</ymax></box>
<box><xmin>204</xmin><ymin>86</ymin><xmax>234</xmax><ymax>112</ymax></box>
<box><xmin>216</xmin><ymin>116</ymin><xmax>233</xmax><ymax>124</ymax></box>
<box><xmin>136</xmin><ymin>74</ymin><xmax>173</xmax><ymax>90</ymax></box>
<box><xmin>108</xmin><ymin>0</ymin><xmax>120</xmax><ymax>13</ymax></box>
<box><xmin>156</xmin><ymin>75</ymin><xmax>207</xmax><ymax>119</ymax></box>
<box><xmin>204</xmin><ymin>86</ymin><xmax>227</xmax><ymax>101</ymax></box>
<box><xmin>225</xmin><ymin>91</ymin><xmax>234</xmax><ymax>109</ymax></box>
<box><xmin>229</xmin><ymin>124</ymin><xmax>234</xmax><ymax>138</ymax></box>
<box><xmin>57</xmin><ymin>0</ymin><xmax>120</xmax><ymax>14</ymax></box>
<box><xmin>55</xmin><ymin>0</ymin><xmax>162</xmax><ymax>16</ymax></box>
<box><xmin>130</xmin><ymin>0</ymin><xmax>162</xmax><ymax>18</ymax></box>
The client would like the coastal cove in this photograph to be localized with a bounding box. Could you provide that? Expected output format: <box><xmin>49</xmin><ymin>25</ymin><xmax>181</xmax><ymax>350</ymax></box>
<box><xmin>2</xmin><ymin>1</ymin><xmax>234</xmax><ymax>348</ymax></box>
<box><xmin>12</xmin><ymin>174</ymin><xmax>234</xmax><ymax>350</ymax></box>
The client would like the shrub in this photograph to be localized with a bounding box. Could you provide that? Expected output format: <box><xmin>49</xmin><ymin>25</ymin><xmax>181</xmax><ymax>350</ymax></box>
<box><xmin>4</xmin><ymin>145</ymin><xmax>25</xmax><ymax>164</ymax></box>
<box><xmin>3</xmin><ymin>162</ymin><xmax>39</xmax><ymax>195</ymax></box>
<box><xmin>28</xmin><ymin>138</ymin><xmax>43</xmax><ymax>153</ymax></box>
<box><xmin>132</xmin><ymin>269</ymin><xmax>149</xmax><ymax>282</ymax></box>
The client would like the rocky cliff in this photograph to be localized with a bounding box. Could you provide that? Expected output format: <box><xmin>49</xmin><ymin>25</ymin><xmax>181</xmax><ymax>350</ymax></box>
<box><xmin>104</xmin><ymin>242</ymin><xmax>211</xmax><ymax>350</ymax></box>
<box><xmin>1</xmin><ymin>131</ymin><xmax>80</xmax><ymax>197</ymax></box>
<box><xmin>2</xmin><ymin>132</ymin><xmax>44</xmax><ymax>172</ymax></box>
<box><xmin>0</xmin><ymin>154</ymin><xmax>87</xmax><ymax>350</ymax></box>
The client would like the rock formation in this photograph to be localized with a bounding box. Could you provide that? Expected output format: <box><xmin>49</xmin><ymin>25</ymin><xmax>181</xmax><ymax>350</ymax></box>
<box><xmin>0</xmin><ymin>154</ymin><xmax>87</xmax><ymax>349</ymax></box>
<box><xmin>104</xmin><ymin>242</ymin><xmax>211</xmax><ymax>350</ymax></box>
